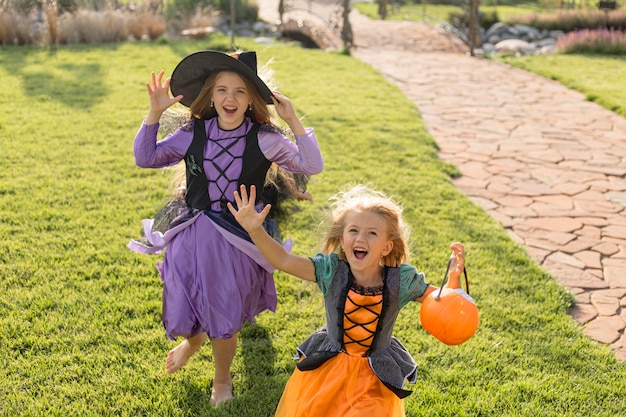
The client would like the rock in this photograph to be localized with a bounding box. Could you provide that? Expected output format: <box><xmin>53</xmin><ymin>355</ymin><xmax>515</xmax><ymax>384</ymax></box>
<box><xmin>481</xmin><ymin>22</ymin><xmax>565</xmax><ymax>56</ymax></box>
<box><xmin>495</xmin><ymin>38</ymin><xmax>536</xmax><ymax>53</ymax></box>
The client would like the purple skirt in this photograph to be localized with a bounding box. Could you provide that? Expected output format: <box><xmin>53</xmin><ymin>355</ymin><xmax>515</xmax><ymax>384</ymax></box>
<box><xmin>130</xmin><ymin>210</ymin><xmax>285</xmax><ymax>340</ymax></box>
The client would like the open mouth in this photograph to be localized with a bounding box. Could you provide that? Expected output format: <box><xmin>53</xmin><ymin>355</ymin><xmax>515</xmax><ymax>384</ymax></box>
<box><xmin>353</xmin><ymin>248</ymin><xmax>368</xmax><ymax>260</ymax></box>
<box><xmin>223</xmin><ymin>106</ymin><xmax>238</xmax><ymax>115</ymax></box>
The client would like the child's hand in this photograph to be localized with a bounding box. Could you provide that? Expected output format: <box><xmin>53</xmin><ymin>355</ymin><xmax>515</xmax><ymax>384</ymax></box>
<box><xmin>448</xmin><ymin>242</ymin><xmax>465</xmax><ymax>279</ymax></box>
<box><xmin>271</xmin><ymin>92</ymin><xmax>297</xmax><ymax>121</ymax></box>
<box><xmin>271</xmin><ymin>92</ymin><xmax>306</xmax><ymax>136</ymax></box>
<box><xmin>146</xmin><ymin>70</ymin><xmax>183</xmax><ymax>119</ymax></box>
<box><xmin>227</xmin><ymin>185</ymin><xmax>272</xmax><ymax>233</ymax></box>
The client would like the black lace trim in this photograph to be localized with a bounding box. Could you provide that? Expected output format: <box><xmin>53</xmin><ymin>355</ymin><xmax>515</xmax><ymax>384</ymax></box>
<box><xmin>350</xmin><ymin>282</ymin><xmax>384</xmax><ymax>296</ymax></box>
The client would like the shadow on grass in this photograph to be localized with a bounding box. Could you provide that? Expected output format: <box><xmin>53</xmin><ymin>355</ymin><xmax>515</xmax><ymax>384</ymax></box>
<box><xmin>0</xmin><ymin>45</ymin><xmax>113</xmax><ymax>109</ymax></box>
<box><xmin>179</xmin><ymin>323</ymin><xmax>284</xmax><ymax>416</ymax></box>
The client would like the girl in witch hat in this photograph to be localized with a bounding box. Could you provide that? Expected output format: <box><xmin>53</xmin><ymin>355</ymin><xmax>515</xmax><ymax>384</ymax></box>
<box><xmin>128</xmin><ymin>50</ymin><xmax>323</xmax><ymax>406</ymax></box>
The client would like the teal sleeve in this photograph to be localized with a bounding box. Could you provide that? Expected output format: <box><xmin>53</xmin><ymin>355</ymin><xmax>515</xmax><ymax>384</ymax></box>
<box><xmin>310</xmin><ymin>252</ymin><xmax>339</xmax><ymax>296</ymax></box>
<box><xmin>399</xmin><ymin>263</ymin><xmax>429</xmax><ymax>309</ymax></box>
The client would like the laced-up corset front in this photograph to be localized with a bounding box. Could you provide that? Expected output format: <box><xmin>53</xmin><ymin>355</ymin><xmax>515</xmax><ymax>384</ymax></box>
<box><xmin>343</xmin><ymin>283</ymin><xmax>384</xmax><ymax>356</ymax></box>
<box><xmin>205</xmin><ymin>132</ymin><xmax>246</xmax><ymax>211</ymax></box>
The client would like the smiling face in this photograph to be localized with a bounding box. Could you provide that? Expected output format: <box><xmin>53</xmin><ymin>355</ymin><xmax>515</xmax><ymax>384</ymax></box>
<box><xmin>340</xmin><ymin>209</ymin><xmax>394</xmax><ymax>280</ymax></box>
<box><xmin>212</xmin><ymin>71</ymin><xmax>251</xmax><ymax>130</ymax></box>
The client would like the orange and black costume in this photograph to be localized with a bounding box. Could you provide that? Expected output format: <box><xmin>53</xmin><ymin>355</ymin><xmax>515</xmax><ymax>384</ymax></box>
<box><xmin>275</xmin><ymin>252</ymin><xmax>430</xmax><ymax>417</ymax></box>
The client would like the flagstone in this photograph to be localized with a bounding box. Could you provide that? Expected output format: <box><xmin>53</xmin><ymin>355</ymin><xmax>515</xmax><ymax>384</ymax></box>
<box><xmin>552</xmin><ymin>182</ymin><xmax>589</xmax><ymax>196</ymax></box>
<box><xmin>560</xmin><ymin>237</ymin><xmax>600</xmax><ymax>254</ymax></box>
<box><xmin>469</xmin><ymin>196</ymin><xmax>498</xmax><ymax>211</ymax></box>
<box><xmin>528</xmin><ymin>203</ymin><xmax>589</xmax><ymax>218</ymax></box>
<box><xmin>592</xmin><ymin>242</ymin><xmax>620</xmax><ymax>256</ymax></box>
<box><xmin>569</xmin><ymin>303</ymin><xmax>597</xmax><ymax>325</ymax></box>
<box><xmin>588</xmin><ymin>269</ymin><xmax>603</xmax><ymax>279</ymax></box>
<box><xmin>500</xmin><ymin>206</ymin><xmax>537</xmax><ymax>218</ymax></box>
<box><xmin>575</xmin><ymin>217</ymin><xmax>609</xmax><ymax>227</ymax></box>
<box><xmin>453</xmin><ymin>176</ymin><xmax>488</xmax><ymax>189</ymax></box>
<box><xmin>590</xmin><ymin>289</ymin><xmax>626</xmax><ymax>316</ymax></box>
<box><xmin>459</xmin><ymin>152</ymin><xmax>492</xmax><ymax>163</ymax></box>
<box><xmin>487</xmin><ymin>181</ymin><xmax>514</xmax><ymax>194</ymax></box>
<box><xmin>522</xmin><ymin>217</ymin><xmax>582</xmax><ymax>232</ymax></box>
<box><xmin>546</xmin><ymin>251</ymin><xmax>585</xmax><ymax>268</ymax></box>
<box><xmin>525</xmin><ymin>237</ymin><xmax>561</xmax><ymax>252</ymax></box>
<box><xmin>573</xmin><ymin>251</ymin><xmax>602</xmax><ymax>269</ymax></box>
<box><xmin>605</xmin><ymin>265</ymin><xmax>626</xmax><ymax>288</ymax></box>
<box><xmin>544</xmin><ymin>264</ymin><xmax>609</xmax><ymax>289</ymax></box>
<box><xmin>533</xmin><ymin>194</ymin><xmax>574</xmax><ymax>208</ymax></box>
<box><xmin>583</xmin><ymin>316</ymin><xmax>625</xmax><ymax>344</ymax></box>
<box><xmin>576</xmin><ymin>191</ymin><xmax>610</xmax><ymax>203</ymax></box>
<box><xmin>574</xmin><ymin>225</ymin><xmax>602</xmax><ymax>239</ymax></box>
<box><xmin>580</xmin><ymin>165</ymin><xmax>626</xmax><ymax>177</ymax></box>
<box><xmin>603</xmin><ymin>225</ymin><xmax>626</xmax><ymax>240</ymax></box>
<box><xmin>493</xmin><ymin>195</ymin><xmax>533</xmax><ymax>207</ymax></box>
<box><xmin>510</xmin><ymin>181</ymin><xmax>556</xmax><ymax>196</ymax></box>
<box><xmin>576</xmin><ymin>200</ymin><xmax>623</xmax><ymax>214</ymax></box>
<box><xmin>589</xmin><ymin>180</ymin><xmax>626</xmax><ymax>192</ymax></box>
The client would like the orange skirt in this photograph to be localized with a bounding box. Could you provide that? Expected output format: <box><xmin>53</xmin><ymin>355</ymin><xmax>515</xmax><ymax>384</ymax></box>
<box><xmin>274</xmin><ymin>352</ymin><xmax>405</xmax><ymax>417</ymax></box>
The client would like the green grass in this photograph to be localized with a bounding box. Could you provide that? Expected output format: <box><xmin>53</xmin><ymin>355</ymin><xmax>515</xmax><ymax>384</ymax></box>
<box><xmin>353</xmin><ymin>1</ymin><xmax>550</xmax><ymax>23</ymax></box>
<box><xmin>495</xmin><ymin>54</ymin><xmax>626</xmax><ymax>118</ymax></box>
<box><xmin>1</xmin><ymin>35</ymin><xmax>626</xmax><ymax>416</ymax></box>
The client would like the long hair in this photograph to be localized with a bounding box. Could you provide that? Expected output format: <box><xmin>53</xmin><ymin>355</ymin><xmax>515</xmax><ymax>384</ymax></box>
<box><xmin>322</xmin><ymin>185</ymin><xmax>410</xmax><ymax>267</ymax></box>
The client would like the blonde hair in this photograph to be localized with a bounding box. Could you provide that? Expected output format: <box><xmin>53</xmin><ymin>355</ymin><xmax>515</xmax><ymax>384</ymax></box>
<box><xmin>322</xmin><ymin>185</ymin><xmax>410</xmax><ymax>267</ymax></box>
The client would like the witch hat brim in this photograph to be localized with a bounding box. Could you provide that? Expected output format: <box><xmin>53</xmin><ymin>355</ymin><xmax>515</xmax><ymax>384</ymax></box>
<box><xmin>170</xmin><ymin>50</ymin><xmax>274</xmax><ymax>108</ymax></box>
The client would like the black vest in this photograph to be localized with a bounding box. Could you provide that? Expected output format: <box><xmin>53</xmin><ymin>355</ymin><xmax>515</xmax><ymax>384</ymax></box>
<box><xmin>184</xmin><ymin>118</ymin><xmax>272</xmax><ymax>210</ymax></box>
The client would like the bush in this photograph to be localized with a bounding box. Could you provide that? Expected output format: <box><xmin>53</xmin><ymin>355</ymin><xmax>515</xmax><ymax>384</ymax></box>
<box><xmin>165</xmin><ymin>0</ymin><xmax>256</xmax><ymax>22</ymax></box>
<box><xmin>0</xmin><ymin>1</ymin><xmax>167</xmax><ymax>45</ymax></box>
<box><xmin>508</xmin><ymin>8</ymin><xmax>626</xmax><ymax>31</ymax></box>
<box><xmin>556</xmin><ymin>27</ymin><xmax>626</xmax><ymax>52</ymax></box>
<box><xmin>448</xmin><ymin>9</ymin><xmax>500</xmax><ymax>30</ymax></box>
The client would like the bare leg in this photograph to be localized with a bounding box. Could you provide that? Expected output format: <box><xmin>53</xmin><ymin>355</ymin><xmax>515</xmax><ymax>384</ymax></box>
<box><xmin>166</xmin><ymin>332</ymin><xmax>207</xmax><ymax>374</ymax></box>
<box><xmin>210</xmin><ymin>335</ymin><xmax>237</xmax><ymax>405</ymax></box>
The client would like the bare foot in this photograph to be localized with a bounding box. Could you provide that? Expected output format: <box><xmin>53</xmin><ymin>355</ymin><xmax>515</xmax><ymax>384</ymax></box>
<box><xmin>210</xmin><ymin>381</ymin><xmax>234</xmax><ymax>406</ymax></box>
<box><xmin>166</xmin><ymin>334</ymin><xmax>206</xmax><ymax>374</ymax></box>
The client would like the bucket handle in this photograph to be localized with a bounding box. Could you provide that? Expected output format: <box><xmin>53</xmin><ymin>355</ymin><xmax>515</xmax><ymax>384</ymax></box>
<box><xmin>434</xmin><ymin>255</ymin><xmax>469</xmax><ymax>301</ymax></box>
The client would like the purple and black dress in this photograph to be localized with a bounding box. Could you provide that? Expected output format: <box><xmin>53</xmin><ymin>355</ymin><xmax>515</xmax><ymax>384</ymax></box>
<box><xmin>129</xmin><ymin>116</ymin><xmax>323</xmax><ymax>341</ymax></box>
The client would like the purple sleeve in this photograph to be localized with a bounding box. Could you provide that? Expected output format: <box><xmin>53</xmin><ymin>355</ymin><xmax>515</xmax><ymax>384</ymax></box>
<box><xmin>133</xmin><ymin>122</ymin><xmax>193</xmax><ymax>168</ymax></box>
<box><xmin>258</xmin><ymin>128</ymin><xmax>324</xmax><ymax>175</ymax></box>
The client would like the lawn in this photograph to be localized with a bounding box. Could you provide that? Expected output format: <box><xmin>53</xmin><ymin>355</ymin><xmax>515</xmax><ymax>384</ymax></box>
<box><xmin>496</xmin><ymin>54</ymin><xmax>626</xmax><ymax>118</ymax></box>
<box><xmin>1</xmin><ymin>35</ymin><xmax>626</xmax><ymax>416</ymax></box>
<box><xmin>353</xmin><ymin>1</ymin><xmax>550</xmax><ymax>23</ymax></box>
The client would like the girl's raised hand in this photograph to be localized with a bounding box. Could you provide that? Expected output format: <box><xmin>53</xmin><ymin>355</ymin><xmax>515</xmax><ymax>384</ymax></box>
<box><xmin>146</xmin><ymin>70</ymin><xmax>183</xmax><ymax>115</ymax></box>
<box><xmin>271</xmin><ymin>92</ymin><xmax>296</xmax><ymax>121</ymax></box>
<box><xmin>227</xmin><ymin>185</ymin><xmax>272</xmax><ymax>233</ymax></box>
<box><xmin>271</xmin><ymin>92</ymin><xmax>305</xmax><ymax>136</ymax></box>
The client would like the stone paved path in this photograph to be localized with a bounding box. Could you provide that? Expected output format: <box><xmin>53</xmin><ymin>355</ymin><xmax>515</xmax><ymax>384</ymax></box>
<box><xmin>258</xmin><ymin>2</ymin><xmax>626</xmax><ymax>361</ymax></box>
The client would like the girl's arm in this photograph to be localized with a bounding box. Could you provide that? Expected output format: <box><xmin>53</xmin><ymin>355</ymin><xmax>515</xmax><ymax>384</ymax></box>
<box><xmin>134</xmin><ymin>71</ymin><xmax>189</xmax><ymax>168</ymax></box>
<box><xmin>415</xmin><ymin>242</ymin><xmax>465</xmax><ymax>303</ymax></box>
<box><xmin>228</xmin><ymin>185</ymin><xmax>317</xmax><ymax>282</ymax></box>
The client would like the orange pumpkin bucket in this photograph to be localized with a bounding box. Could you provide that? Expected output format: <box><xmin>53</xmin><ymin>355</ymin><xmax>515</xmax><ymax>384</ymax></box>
<box><xmin>420</xmin><ymin>256</ymin><xmax>479</xmax><ymax>345</ymax></box>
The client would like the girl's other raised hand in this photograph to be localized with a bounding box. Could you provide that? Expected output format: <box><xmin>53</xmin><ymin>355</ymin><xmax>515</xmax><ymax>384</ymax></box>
<box><xmin>271</xmin><ymin>92</ymin><xmax>305</xmax><ymax>136</ymax></box>
<box><xmin>145</xmin><ymin>70</ymin><xmax>183</xmax><ymax>124</ymax></box>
